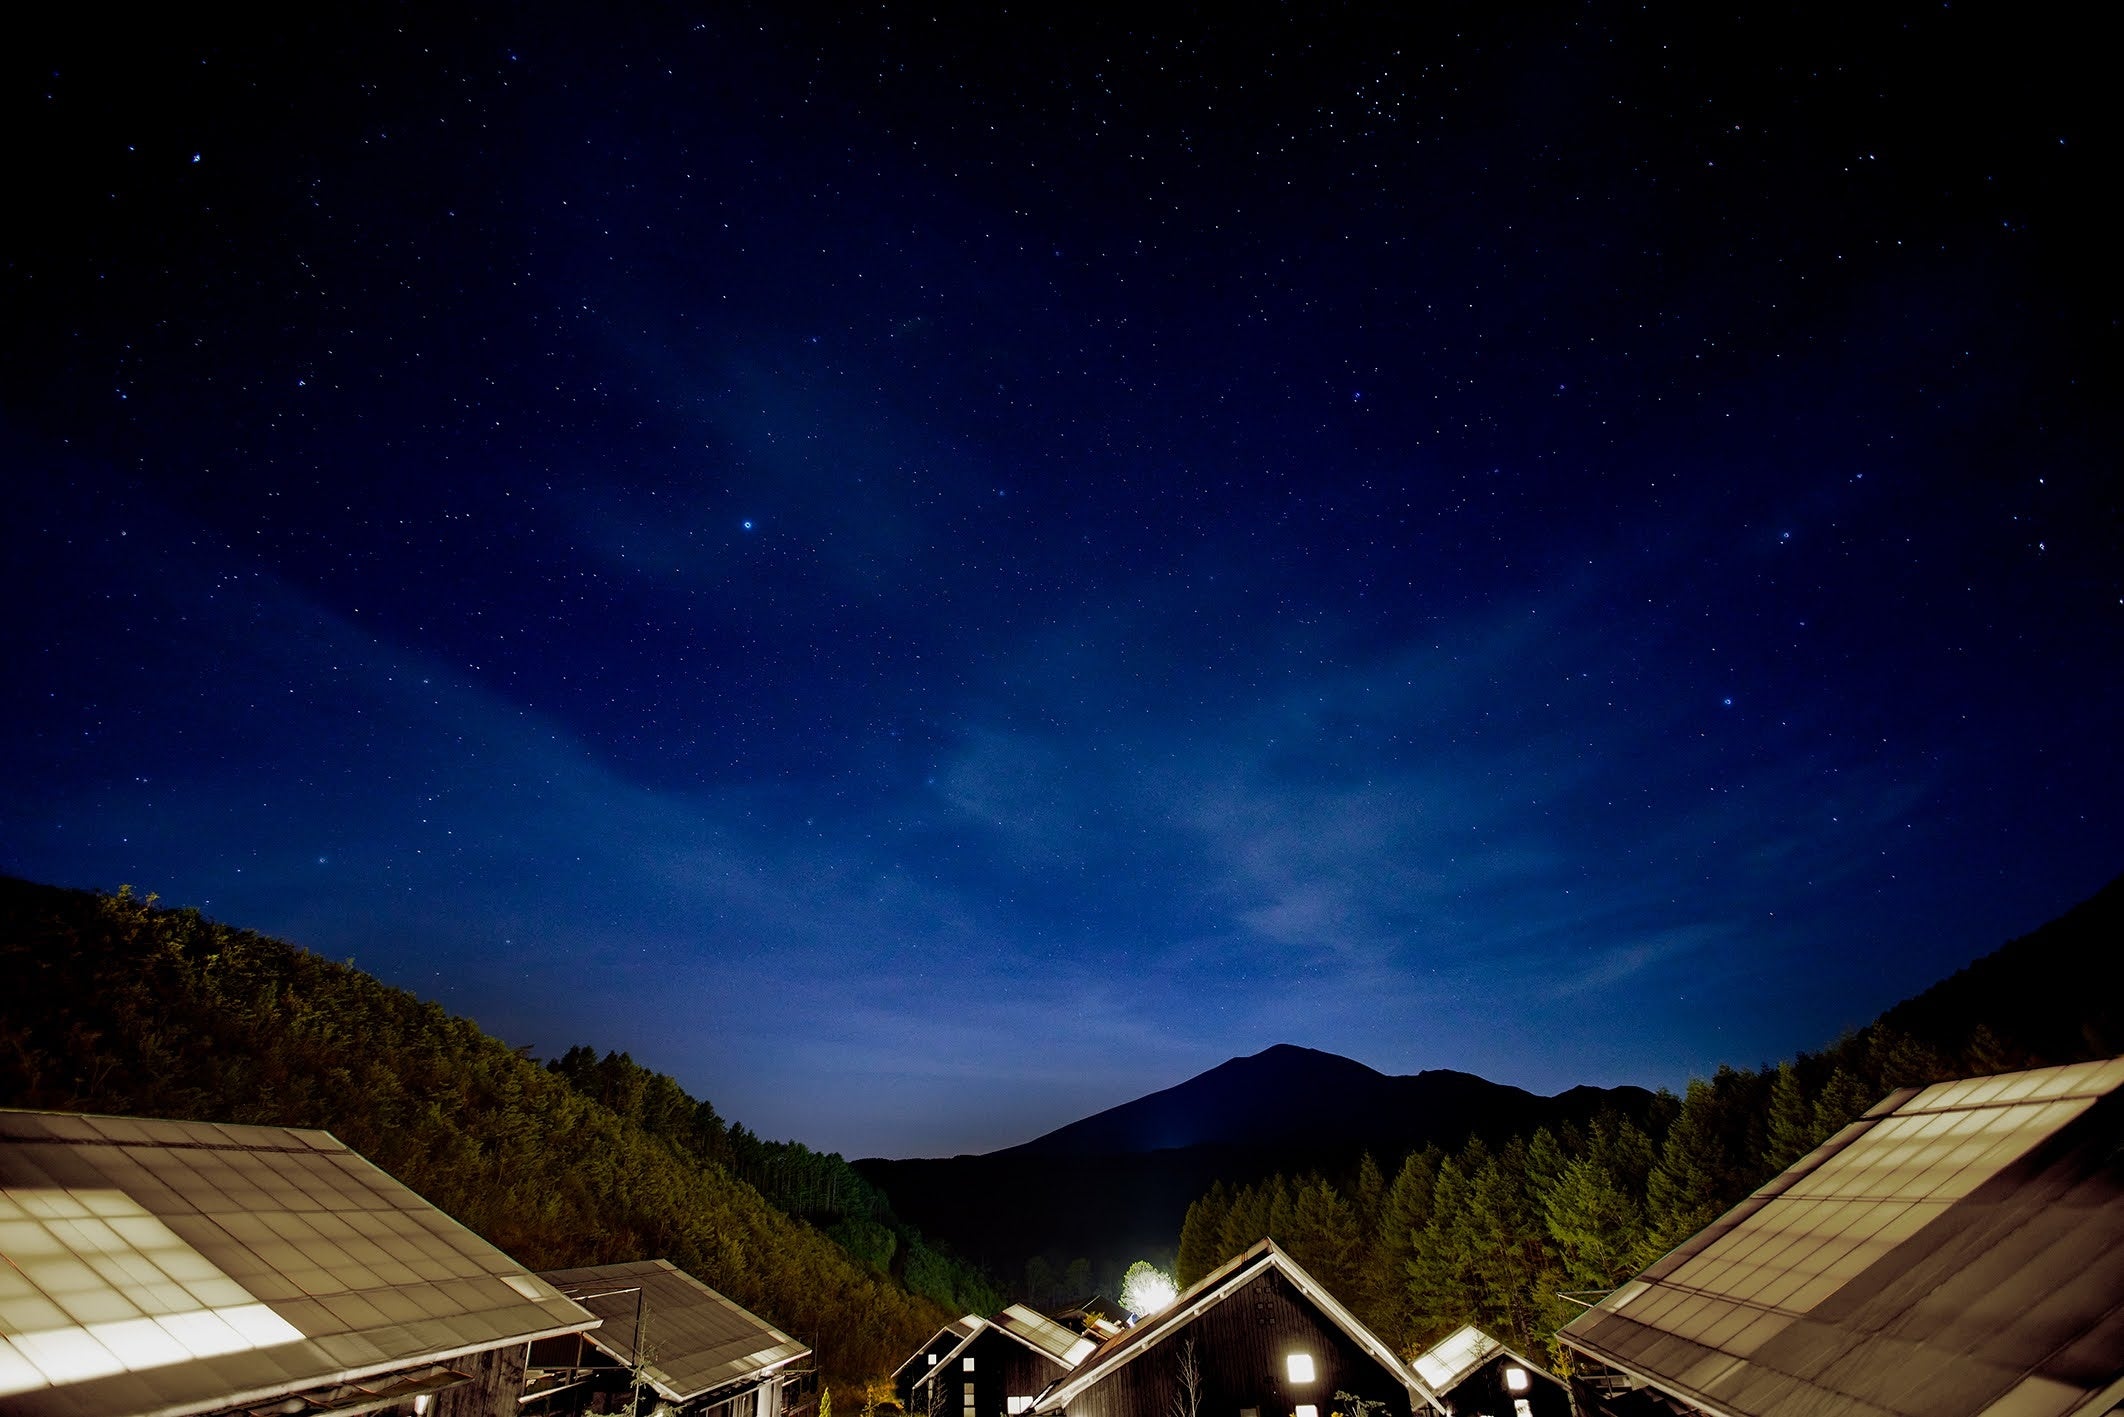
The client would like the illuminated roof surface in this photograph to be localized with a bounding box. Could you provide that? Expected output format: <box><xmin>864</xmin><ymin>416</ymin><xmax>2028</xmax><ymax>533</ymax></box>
<box><xmin>1411</xmin><ymin>1325</ymin><xmax>1503</xmax><ymax>1392</ymax></box>
<box><xmin>989</xmin><ymin>1304</ymin><xmax>1097</xmax><ymax>1367</ymax></box>
<box><xmin>1560</xmin><ymin>1058</ymin><xmax>2124</xmax><ymax>1417</ymax></box>
<box><xmin>539</xmin><ymin>1259</ymin><xmax>810</xmax><ymax>1402</ymax></box>
<box><xmin>0</xmin><ymin>1108</ymin><xmax>598</xmax><ymax>1417</ymax></box>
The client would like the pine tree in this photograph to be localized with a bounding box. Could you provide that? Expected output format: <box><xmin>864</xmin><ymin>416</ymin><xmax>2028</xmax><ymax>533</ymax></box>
<box><xmin>1646</xmin><ymin>1079</ymin><xmax>1731</xmax><ymax>1249</ymax></box>
<box><xmin>1543</xmin><ymin>1121</ymin><xmax>1647</xmax><ymax>1291</ymax></box>
<box><xmin>1217</xmin><ymin>1182</ymin><xmax>1270</xmax><ymax>1261</ymax></box>
<box><xmin>1764</xmin><ymin>1061</ymin><xmax>1813</xmax><ymax>1172</ymax></box>
<box><xmin>1866</xmin><ymin>1025</ymin><xmax>1952</xmax><ymax>1091</ymax></box>
<box><xmin>1351</xmin><ymin>1152</ymin><xmax>1386</xmax><ymax>1235</ymax></box>
<box><xmin>1405</xmin><ymin>1145</ymin><xmax>1480</xmax><ymax>1346</ymax></box>
<box><xmin>1811</xmin><ymin>1066</ymin><xmax>1876</xmax><ymax>1142</ymax></box>
<box><xmin>1265</xmin><ymin>1175</ymin><xmax>1298</xmax><ymax>1247</ymax></box>
<box><xmin>1175</xmin><ymin>1182</ymin><xmax>1230</xmax><ymax>1287</ymax></box>
<box><xmin>1286</xmin><ymin>1179</ymin><xmax>1364</xmax><ymax>1299</ymax></box>
<box><xmin>1367</xmin><ymin>1147</ymin><xmax>1438</xmax><ymax>1348</ymax></box>
<box><xmin>1463</xmin><ymin>1139</ymin><xmax>1558</xmax><ymax>1356</ymax></box>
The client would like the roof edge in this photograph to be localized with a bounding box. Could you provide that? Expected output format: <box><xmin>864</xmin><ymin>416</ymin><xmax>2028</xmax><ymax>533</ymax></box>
<box><xmin>130</xmin><ymin>1318</ymin><xmax>605</xmax><ymax>1417</ymax></box>
<box><xmin>1033</xmin><ymin>1241</ymin><xmax>1440</xmax><ymax>1413</ymax></box>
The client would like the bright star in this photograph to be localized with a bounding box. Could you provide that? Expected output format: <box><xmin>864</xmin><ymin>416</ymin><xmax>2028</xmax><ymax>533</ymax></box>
<box><xmin>742</xmin><ymin>519</ymin><xmax>754</xmax><ymax>531</ymax></box>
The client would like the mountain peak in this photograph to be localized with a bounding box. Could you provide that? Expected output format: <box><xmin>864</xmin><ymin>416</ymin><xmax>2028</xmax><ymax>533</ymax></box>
<box><xmin>998</xmin><ymin>1045</ymin><xmax>1590</xmax><ymax>1159</ymax></box>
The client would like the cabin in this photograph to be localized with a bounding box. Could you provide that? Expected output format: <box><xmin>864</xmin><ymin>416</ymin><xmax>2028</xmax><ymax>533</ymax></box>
<box><xmin>1408</xmin><ymin>1326</ymin><xmax>1567</xmax><ymax>1417</ymax></box>
<box><xmin>1558</xmin><ymin>1057</ymin><xmax>2124</xmax><ymax>1417</ymax></box>
<box><xmin>0</xmin><ymin>1106</ymin><xmax>600</xmax><ymax>1417</ymax></box>
<box><xmin>894</xmin><ymin>1314</ymin><xmax>983</xmax><ymax>1409</ymax></box>
<box><xmin>1030</xmin><ymin>1239</ymin><xmax>1441</xmax><ymax>1417</ymax></box>
<box><xmin>911</xmin><ymin>1304</ymin><xmax>1095</xmax><ymax>1417</ymax></box>
<box><xmin>525</xmin><ymin>1259</ymin><xmax>813</xmax><ymax>1417</ymax></box>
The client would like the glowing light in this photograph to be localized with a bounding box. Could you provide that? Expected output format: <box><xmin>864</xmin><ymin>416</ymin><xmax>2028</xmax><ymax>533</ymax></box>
<box><xmin>1119</xmin><ymin>1261</ymin><xmax>1177</xmax><ymax>1316</ymax></box>
<box><xmin>1505</xmin><ymin>1366</ymin><xmax>1529</xmax><ymax>1393</ymax></box>
<box><xmin>1286</xmin><ymin>1354</ymin><xmax>1315</xmax><ymax>1383</ymax></box>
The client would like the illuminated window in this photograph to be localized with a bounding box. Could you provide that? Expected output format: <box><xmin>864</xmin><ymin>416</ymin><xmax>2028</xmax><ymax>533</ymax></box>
<box><xmin>1008</xmin><ymin>1398</ymin><xmax>1034</xmax><ymax>1414</ymax></box>
<box><xmin>1286</xmin><ymin>1354</ymin><xmax>1316</xmax><ymax>1383</ymax></box>
<box><xmin>964</xmin><ymin>1357</ymin><xmax>977</xmax><ymax>1372</ymax></box>
<box><xmin>1514</xmin><ymin>1402</ymin><xmax>1533</xmax><ymax>1417</ymax></box>
<box><xmin>963</xmin><ymin>1384</ymin><xmax>975</xmax><ymax>1412</ymax></box>
<box><xmin>1504</xmin><ymin>1367</ymin><xmax>1529</xmax><ymax>1393</ymax></box>
<box><xmin>1295</xmin><ymin>1406</ymin><xmax>1318</xmax><ymax>1417</ymax></box>
<box><xmin>928</xmin><ymin>1354</ymin><xmax>938</xmax><ymax>1366</ymax></box>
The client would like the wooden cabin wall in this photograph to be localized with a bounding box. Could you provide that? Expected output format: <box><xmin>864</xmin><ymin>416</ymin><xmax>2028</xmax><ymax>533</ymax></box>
<box><xmin>1058</xmin><ymin>1271</ymin><xmax>1416</xmax><ymax>1417</ymax></box>
<box><xmin>922</xmin><ymin>1329</ymin><xmax>1071</xmax><ymax>1417</ymax></box>
<box><xmin>899</xmin><ymin>1328</ymin><xmax>961</xmax><ymax>1407</ymax></box>
<box><xmin>437</xmin><ymin>1342</ymin><xmax>532</xmax><ymax>1417</ymax></box>
<box><xmin>1438</xmin><ymin>1354</ymin><xmax>1569</xmax><ymax>1417</ymax></box>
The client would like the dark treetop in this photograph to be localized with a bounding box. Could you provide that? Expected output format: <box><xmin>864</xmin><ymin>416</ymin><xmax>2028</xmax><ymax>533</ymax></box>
<box><xmin>3</xmin><ymin>3</ymin><xmax>2118</xmax><ymax>1155</ymax></box>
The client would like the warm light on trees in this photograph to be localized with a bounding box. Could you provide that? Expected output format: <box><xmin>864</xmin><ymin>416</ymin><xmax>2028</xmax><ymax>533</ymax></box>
<box><xmin>1120</xmin><ymin>1260</ymin><xmax>1178</xmax><ymax>1315</ymax></box>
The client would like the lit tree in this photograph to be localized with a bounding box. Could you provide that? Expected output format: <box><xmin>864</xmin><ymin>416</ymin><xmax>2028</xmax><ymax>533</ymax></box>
<box><xmin>1121</xmin><ymin>1260</ymin><xmax>1178</xmax><ymax>1315</ymax></box>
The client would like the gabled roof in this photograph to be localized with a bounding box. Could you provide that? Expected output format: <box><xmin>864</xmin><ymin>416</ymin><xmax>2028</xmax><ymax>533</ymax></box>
<box><xmin>539</xmin><ymin>1259</ymin><xmax>810</xmax><ymax>1403</ymax></box>
<box><xmin>1410</xmin><ymin>1324</ymin><xmax>1556</xmax><ymax>1394</ymax></box>
<box><xmin>1559</xmin><ymin>1057</ymin><xmax>2124</xmax><ymax>1417</ymax></box>
<box><xmin>1032</xmin><ymin>1240</ymin><xmax>1440</xmax><ymax>1413</ymax></box>
<box><xmin>990</xmin><ymin>1305</ymin><xmax>1098</xmax><ymax>1367</ymax></box>
<box><xmin>892</xmin><ymin>1315</ymin><xmax>983</xmax><ymax>1382</ymax></box>
<box><xmin>0</xmin><ymin>1108</ymin><xmax>598</xmax><ymax>1417</ymax></box>
<box><xmin>916</xmin><ymin>1305</ymin><xmax>1095</xmax><ymax>1394</ymax></box>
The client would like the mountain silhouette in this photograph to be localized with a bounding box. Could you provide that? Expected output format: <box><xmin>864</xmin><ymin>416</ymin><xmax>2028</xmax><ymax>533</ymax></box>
<box><xmin>857</xmin><ymin>1045</ymin><xmax>1653</xmax><ymax>1287</ymax></box>
<box><xmin>999</xmin><ymin>1043</ymin><xmax>1641</xmax><ymax>1159</ymax></box>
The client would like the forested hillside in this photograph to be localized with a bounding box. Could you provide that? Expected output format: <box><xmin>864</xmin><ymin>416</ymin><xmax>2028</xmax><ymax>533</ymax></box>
<box><xmin>0</xmin><ymin>877</ymin><xmax>971</xmax><ymax>1384</ymax></box>
<box><xmin>1174</xmin><ymin>871</ymin><xmax>2124</xmax><ymax>1369</ymax></box>
<box><xmin>542</xmin><ymin>1043</ymin><xmax>1000</xmax><ymax>1316</ymax></box>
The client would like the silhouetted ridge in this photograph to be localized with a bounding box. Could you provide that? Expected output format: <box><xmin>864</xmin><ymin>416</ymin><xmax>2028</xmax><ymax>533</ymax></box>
<box><xmin>1879</xmin><ymin>870</ymin><xmax>2124</xmax><ymax>1066</ymax></box>
<box><xmin>1001</xmin><ymin>1044</ymin><xmax>1579</xmax><ymax>1159</ymax></box>
<box><xmin>860</xmin><ymin>1044</ymin><xmax>1654</xmax><ymax>1294</ymax></box>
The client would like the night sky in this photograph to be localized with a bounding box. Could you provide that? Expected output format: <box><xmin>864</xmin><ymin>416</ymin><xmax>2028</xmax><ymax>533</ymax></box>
<box><xmin>5</xmin><ymin>5</ymin><xmax>2117</xmax><ymax>1158</ymax></box>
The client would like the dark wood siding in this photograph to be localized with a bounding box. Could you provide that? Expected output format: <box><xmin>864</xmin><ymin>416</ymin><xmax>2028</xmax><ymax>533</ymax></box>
<box><xmin>1438</xmin><ymin>1354</ymin><xmax>1569</xmax><ymax>1417</ymax></box>
<box><xmin>900</xmin><ymin>1326</ymin><xmax>964</xmax><ymax>1407</ymax></box>
<box><xmin>920</xmin><ymin>1327</ymin><xmax>1073</xmax><ymax>1417</ymax></box>
<box><xmin>436</xmin><ymin>1341</ymin><xmax>532</xmax><ymax>1417</ymax></box>
<box><xmin>1058</xmin><ymin>1270</ymin><xmax>1417</xmax><ymax>1417</ymax></box>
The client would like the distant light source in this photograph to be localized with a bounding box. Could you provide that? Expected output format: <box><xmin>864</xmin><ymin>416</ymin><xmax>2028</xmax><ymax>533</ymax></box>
<box><xmin>1295</xmin><ymin>1406</ymin><xmax>1318</xmax><ymax>1417</ymax></box>
<box><xmin>1119</xmin><ymin>1261</ymin><xmax>1177</xmax><ymax>1316</ymax></box>
<box><xmin>1505</xmin><ymin>1367</ymin><xmax>1529</xmax><ymax>1393</ymax></box>
<box><xmin>1286</xmin><ymin>1354</ymin><xmax>1316</xmax><ymax>1383</ymax></box>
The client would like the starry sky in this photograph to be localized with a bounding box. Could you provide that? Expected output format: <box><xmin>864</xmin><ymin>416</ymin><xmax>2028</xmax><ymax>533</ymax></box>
<box><xmin>4</xmin><ymin>4</ymin><xmax>2118</xmax><ymax>1158</ymax></box>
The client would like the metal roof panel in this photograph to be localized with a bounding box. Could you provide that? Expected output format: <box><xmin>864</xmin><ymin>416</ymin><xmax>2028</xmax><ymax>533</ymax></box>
<box><xmin>0</xmin><ymin>1108</ymin><xmax>599</xmax><ymax>1417</ymax></box>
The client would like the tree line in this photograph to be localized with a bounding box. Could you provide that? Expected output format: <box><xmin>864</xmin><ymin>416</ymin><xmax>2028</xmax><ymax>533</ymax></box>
<box><xmin>1176</xmin><ymin>1019</ymin><xmax>2085</xmax><ymax>1368</ymax></box>
<box><xmin>0</xmin><ymin>878</ymin><xmax>975</xmax><ymax>1387</ymax></box>
<box><xmin>544</xmin><ymin>1042</ymin><xmax>1001</xmax><ymax>1316</ymax></box>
